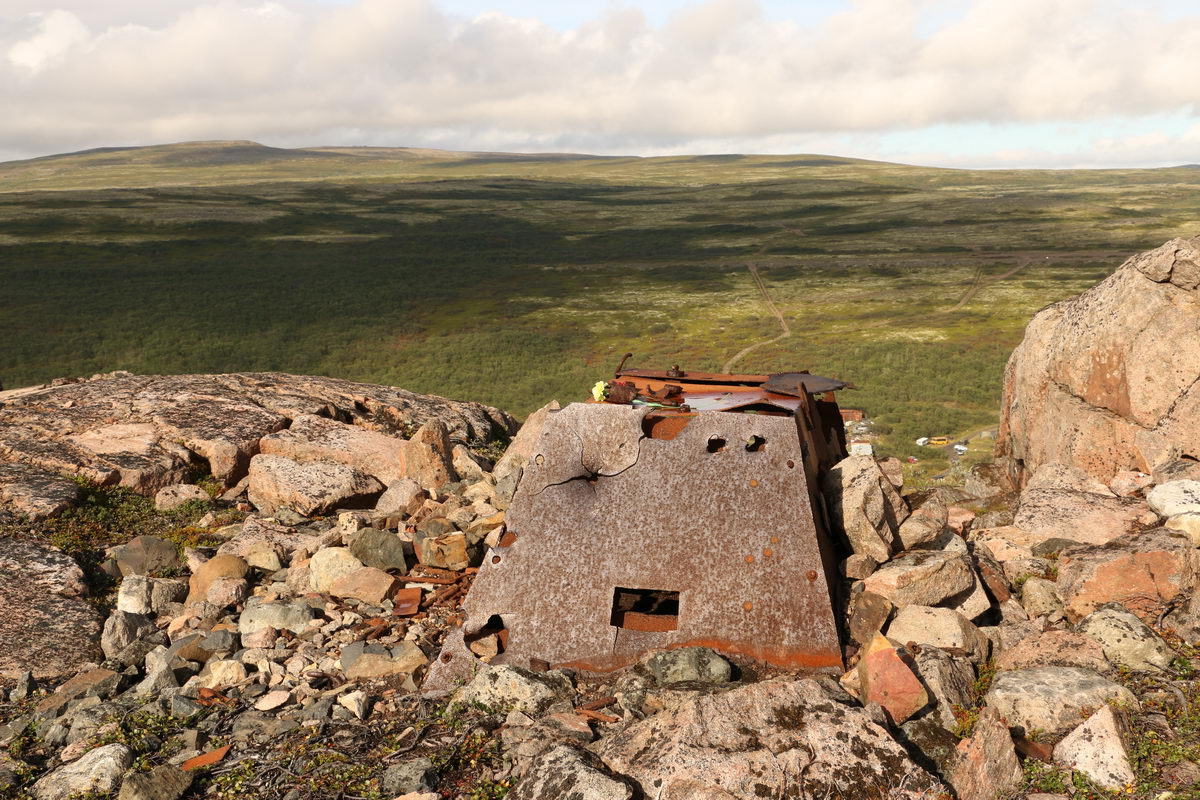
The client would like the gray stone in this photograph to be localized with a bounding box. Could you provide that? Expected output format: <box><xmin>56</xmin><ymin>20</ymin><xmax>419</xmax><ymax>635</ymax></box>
<box><xmin>984</xmin><ymin>667</ymin><xmax>1137</xmax><ymax>735</ymax></box>
<box><xmin>32</xmin><ymin>743</ymin><xmax>132</xmax><ymax>800</ymax></box>
<box><xmin>643</xmin><ymin>647</ymin><xmax>732</xmax><ymax>686</ymax></box>
<box><xmin>100</xmin><ymin>611</ymin><xmax>155</xmax><ymax>660</ymax></box>
<box><xmin>117</xmin><ymin>764</ymin><xmax>192</xmax><ymax>800</ymax></box>
<box><xmin>348</xmin><ymin>528</ymin><xmax>409</xmax><ymax>571</ymax></box>
<box><xmin>375</xmin><ymin>478</ymin><xmax>426</xmax><ymax>516</ymax></box>
<box><xmin>886</xmin><ymin>605</ymin><xmax>989</xmax><ymax>663</ymax></box>
<box><xmin>238</xmin><ymin>597</ymin><xmax>316</xmax><ymax>635</ymax></box>
<box><xmin>861</xmin><ymin>551</ymin><xmax>975</xmax><ymax>608</ymax></box>
<box><xmin>308</xmin><ymin>547</ymin><xmax>364</xmax><ymax>593</ymax></box>
<box><xmin>1020</xmin><ymin>577</ymin><xmax>1065</xmax><ymax>618</ymax></box>
<box><xmin>911</xmin><ymin>647</ymin><xmax>976</xmax><ymax>731</ymax></box>
<box><xmin>154</xmin><ymin>484</ymin><xmax>211</xmax><ymax>512</ymax></box>
<box><xmin>111</xmin><ymin>535</ymin><xmax>180</xmax><ymax>577</ymax></box>
<box><xmin>454</xmin><ymin>665</ymin><xmax>574</xmax><ymax>716</ymax></box>
<box><xmin>1054</xmin><ymin>705</ymin><xmax>1135</xmax><ymax>790</ymax></box>
<box><xmin>1077</xmin><ymin>605</ymin><xmax>1176</xmax><ymax>672</ymax></box>
<box><xmin>381</xmin><ymin>757</ymin><xmax>436</xmax><ymax>795</ymax></box>
<box><xmin>507</xmin><ymin>744</ymin><xmax>632</xmax><ymax>800</ymax></box>
<box><xmin>1147</xmin><ymin>480</ymin><xmax>1200</xmax><ymax>518</ymax></box>
<box><xmin>822</xmin><ymin>455</ymin><xmax>907</xmax><ymax>562</ymax></box>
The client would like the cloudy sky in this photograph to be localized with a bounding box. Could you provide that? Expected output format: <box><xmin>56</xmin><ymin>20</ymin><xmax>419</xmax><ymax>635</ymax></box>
<box><xmin>3</xmin><ymin>0</ymin><xmax>1199</xmax><ymax>168</ymax></box>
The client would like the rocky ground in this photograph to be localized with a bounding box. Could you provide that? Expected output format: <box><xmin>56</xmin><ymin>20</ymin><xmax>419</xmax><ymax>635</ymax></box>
<box><xmin>2</xmin><ymin>238</ymin><xmax>1200</xmax><ymax>800</ymax></box>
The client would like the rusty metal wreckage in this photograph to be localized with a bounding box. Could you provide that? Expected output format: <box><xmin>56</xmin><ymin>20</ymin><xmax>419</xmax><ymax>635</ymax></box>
<box><xmin>423</xmin><ymin>355</ymin><xmax>856</xmax><ymax>694</ymax></box>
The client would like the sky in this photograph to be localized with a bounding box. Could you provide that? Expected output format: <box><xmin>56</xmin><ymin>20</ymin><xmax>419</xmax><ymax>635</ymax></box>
<box><xmin>2</xmin><ymin>0</ymin><xmax>1200</xmax><ymax>168</ymax></box>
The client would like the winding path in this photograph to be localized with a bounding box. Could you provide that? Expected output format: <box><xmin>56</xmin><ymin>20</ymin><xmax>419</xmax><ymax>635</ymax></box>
<box><xmin>722</xmin><ymin>264</ymin><xmax>791</xmax><ymax>373</ymax></box>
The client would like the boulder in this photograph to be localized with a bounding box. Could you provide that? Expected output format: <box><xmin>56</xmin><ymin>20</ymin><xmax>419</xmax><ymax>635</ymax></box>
<box><xmin>185</xmin><ymin>554</ymin><xmax>249</xmax><ymax>606</ymax></box>
<box><xmin>860</xmin><ymin>551</ymin><xmax>975</xmax><ymax>608</ymax></box>
<box><xmin>994</xmin><ymin>630</ymin><xmax>1109</xmax><ymax>673</ymax></box>
<box><xmin>329</xmin><ymin>566</ymin><xmax>399</xmax><ymax>604</ymax></box>
<box><xmin>1109</xmin><ymin>470</ymin><xmax>1153</xmax><ymax>497</ymax></box>
<box><xmin>822</xmin><ymin>455</ymin><xmax>907</xmax><ymax>562</ymax></box>
<box><xmin>641</xmin><ymin>647</ymin><xmax>732</xmax><ymax>686</ymax></box>
<box><xmin>308</xmin><ymin>547</ymin><xmax>364</xmax><ymax>593</ymax></box>
<box><xmin>1019</xmin><ymin>577</ymin><xmax>1064</xmax><ymax>619</ymax></box>
<box><xmin>593</xmin><ymin>678</ymin><xmax>945</xmax><ymax>799</ymax></box>
<box><xmin>910</xmin><ymin>646</ymin><xmax>976</xmax><ymax>731</ymax></box>
<box><xmin>31</xmin><ymin>743</ymin><xmax>132</xmax><ymax>800</ymax></box>
<box><xmin>508</xmin><ymin>744</ymin><xmax>633</xmax><ymax>800</ymax></box>
<box><xmin>247</xmin><ymin>454</ymin><xmax>383</xmax><ymax>517</ymax></box>
<box><xmin>1013</xmin><ymin>486</ymin><xmax>1150</xmax><ymax>547</ymax></box>
<box><xmin>1166</xmin><ymin>511</ymin><xmax>1200</xmax><ymax>545</ymax></box>
<box><xmin>405</xmin><ymin>419</ymin><xmax>459</xmax><ymax>490</ymax></box>
<box><xmin>0</xmin><ymin>461</ymin><xmax>80</xmax><ymax>520</ymax></box>
<box><xmin>946</xmin><ymin>706</ymin><xmax>1023</xmax><ymax>800</ymax></box>
<box><xmin>984</xmin><ymin>667</ymin><xmax>1136</xmax><ymax>735</ymax></box>
<box><xmin>848</xmin><ymin>590</ymin><xmax>894</xmax><ymax>645</ymax></box>
<box><xmin>1053</xmin><ymin>705</ymin><xmax>1135</xmax><ymax>790</ymax></box>
<box><xmin>0</xmin><ymin>537</ymin><xmax>103</xmax><ymax>678</ymax></box>
<box><xmin>857</xmin><ymin>634</ymin><xmax>929</xmax><ymax>724</ymax></box>
<box><xmin>153</xmin><ymin>484</ymin><xmax>210</xmax><ymax>511</ymax></box>
<box><xmin>1076</xmin><ymin>605</ymin><xmax>1176</xmax><ymax>671</ymax></box>
<box><xmin>1055</xmin><ymin>529</ymin><xmax>1199</xmax><ymax>623</ymax></box>
<box><xmin>110</xmin><ymin>535</ymin><xmax>180</xmax><ymax>577</ymax></box>
<box><xmin>453</xmin><ymin>665</ymin><xmax>574</xmax><ymax>716</ymax></box>
<box><xmin>238</xmin><ymin>597</ymin><xmax>316</xmax><ymax>635</ymax></box>
<box><xmin>886</xmin><ymin>605</ymin><xmax>989</xmax><ymax>663</ymax></box>
<box><xmin>381</xmin><ymin>758</ymin><xmax>437</xmax><ymax>796</ymax></box>
<box><xmin>997</xmin><ymin>237</ymin><xmax>1200</xmax><ymax>486</ymax></box>
<box><xmin>214</xmin><ymin>515</ymin><xmax>330</xmax><ymax>561</ymax></box>
<box><xmin>1147</xmin><ymin>480</ymin><xmax>1200</xmax><ymax>517</ymax></box>
<box><xmin>259</xmin><ymin>414</ymin><xmax>414</xmax><ymax>486</ymax></box>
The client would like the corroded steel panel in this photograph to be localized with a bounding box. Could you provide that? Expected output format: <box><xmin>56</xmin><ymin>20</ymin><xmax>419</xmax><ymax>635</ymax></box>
<box><xmin>424</xmin><ymin>402</ymin><xmax>842</xmax><ymax>693</ymax></box>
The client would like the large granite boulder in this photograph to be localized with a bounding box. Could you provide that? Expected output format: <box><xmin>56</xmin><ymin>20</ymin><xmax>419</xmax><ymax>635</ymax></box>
<box><xmin>0</xmin><ymin>538</ymin><xmax>103</xmax><ymax>678</ymax></box>
<box><xmin>998</xmin><ymin>237</ymin><xmax>1200</xmax><ymax>487</ymax></box>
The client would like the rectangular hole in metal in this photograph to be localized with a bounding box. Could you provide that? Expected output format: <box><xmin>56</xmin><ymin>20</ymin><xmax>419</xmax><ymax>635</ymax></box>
<box><xmin>610</xmin><ymin>587</ymin><xmax>680</xmax><ymax>632</ymax></box>
<box><xmin>745</xmin><ymin>435</ymin><xmax>766</xmax><ymax>452</ymax></box>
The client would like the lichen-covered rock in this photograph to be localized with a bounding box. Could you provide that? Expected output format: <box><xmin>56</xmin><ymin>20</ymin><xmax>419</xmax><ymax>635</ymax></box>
<box><xmin>508</xmin><ymin>744</ymin><xmax>633</xmax><ymax>800</ymax></box>
<box><xmin>860</xmin><ymin>551</ymin><xmax>975</xmax><ymax>608</ymax></box>
<box><xmin>984</xmin><ymin>667</ymin><xmax>1136</xmax><ymax>735</ymax></box>
<box><xmin>453</xmin><ymin>665</ymin><xmax>574</xmax><ymax>716</ymax></box>
<box><xmin>1076</xmin><ymin>605</ymin><xmax>1176</xmax><ymax>672</ymax></box>
<box><xmin>1053</xmin><ymin>705</ymin><xmax>1136</xmax><ymax>790</ymax></box>
<box><xmin>1147</xmin><ymin>480</ymin><xmax>1200</xmax><ymax>518</ymax></box>
<box><xmin>31</xmin><ymin>743</ymin><xmax>132</xmax><ymax>800</ymax></box>
<box><xmin>998</xmin><ymin>237</ymin><xmax>1200</xmax><ymax>486</ymax></box>
<box><xmin>0</xmin><ymin>538</ymin><xmax>103</xmax><ymax>678</ymax></box>
<box><xmin>593</xmin><ymin>678</ymin><xmax>944</xmax><ymax>799</ymax></box>
<box><xmin>0</xmin><ymin>462</ymin><xmax>79</xmax><ymax>520</ymax></box>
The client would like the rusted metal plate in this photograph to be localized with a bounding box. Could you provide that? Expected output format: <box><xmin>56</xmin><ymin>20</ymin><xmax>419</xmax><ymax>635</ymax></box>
<box><xmin>423</xmin><ymin>403</ymin><xmax>842</xmax><ymax>693</ymax></box>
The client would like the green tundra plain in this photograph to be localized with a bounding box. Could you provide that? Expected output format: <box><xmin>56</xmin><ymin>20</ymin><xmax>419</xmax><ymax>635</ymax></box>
<box><xmin>2</xmin><ymin>141</ymin><xmax>1198</xmax><ymax>468</ymax></box>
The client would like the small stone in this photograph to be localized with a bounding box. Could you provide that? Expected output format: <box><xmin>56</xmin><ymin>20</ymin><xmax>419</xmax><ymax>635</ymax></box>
<box><xmin>254</xmin><ymin>690</ymin><xmax>291</xmax><ymax>711</ymax></box>
<box><xmin>185</xmin><ymin>554</ymin><xmax>249</xmax><ymax>607</ymax></box>
<box><xmin>337</xmin><ymin>690</ymin><xmax>371</xmax><ymax>720</ymax></box>
<box><xmin>329</xmin><ymin>566</ymin><xmax>398</xmax><ymax>604</ymax></box>
<box><xmin>116</xmin><ymin>576</ymin><xmax>152</xmax><ymax>615</ymax></box>
<box><xmin>154</xmin><ymin>484</ymin><xmax>211</xmax><ymax>511</ymax></box>
<box><xmin>413</xmin><ymin>530</ymin><xmax>469</xmax><ymax>570</ymax></box>
<box><xmin>1077</xmin><ymin>605</ymin><xmax>1176</xmax><ymax>672</ymax></box>
<box><xmin>1020</xmin><ymin>577</ymin><xmax>1064</xmax><ymax>618</ymax></box>
<box><xmin>348</xmin><ymin>527</ymin><xmax>409</xmax><ymax>571</ymax></box>
<box><xmin>848</xmin><ymin>591</ymin><xmax>895</xmax><ymax>645</ymax></box>
<box><xmin>100</xmin><ymin>611</ymin><xmax>155</xmax><ymax>660</ymax></box>
<box><xmin>244</xmin><ymin>542</ymin><xmax>284</xmax><ymax>572</ymax></box>
<box><xmin>205</xmin><ymin>576</ymin><xmax>248</xmax><ymax>609</ymax></box>
<box><xmin>642</xmin><ymin>647</ymin><xmax>732</xmax><ymax>686</ymax></box>
<box><xmin>1165</xmin><ymin>512</ymin><xmax>1200</xmax><ymax>545</ymax></box>
<box><xmin>382</xmin><ymin>757</ymin><xmax>436</xmax><ymax>796</ymax></box>
<box><xmin>238</xmin><ymin>597</ymin><xmax>316</xmax><ymax>635</ymax></box>
<box><xmin>857</xmin><ymin>633</ymin><xmax>928</xmax><ymax>724</ymax></box>
<box><xmin>841</xmin><ymin>554</ymin><xmax>877</xmax><ymax>579</ymax></box>
<box><xmin>344</xmin><ymin>641</ymin><xmax>428</xmax><ymax>681</ymax></box>
<box><xmin>1109</xmin><ymin>471</ymin><xmax>1153</xmax><ymax>497</ymax></box>
<box><xmin>31</xmin><ymin>743</ymin><xmax>132</xmax><ymax>800</ymax></box>
<box><xmin>308</xmin><ymin>547</ymin><xmax>364</xmax><ymax>593</ymax></box>
<box><xmin>886</xmin><ymin>605</ymin><xmax>989</xmax><ymax>663</ymax></box>
<box><xmin>200</xmin><ymin>659</ymin><xmax>247</xmax><ymax>689</ymax></box>
<box><xmin>111</xmin><ymin>535</ymin><xmax>180</xmax><ymax>577</ymax></box>
<box><xmin>375</xmin><ymin>478</ymin><xmax>426</xmax><ymax>516</ymax></box>
<box><xmin>1053</xmin><ymin>705</ymin><xmax>1135</xmax><ymax>790</ymax></box>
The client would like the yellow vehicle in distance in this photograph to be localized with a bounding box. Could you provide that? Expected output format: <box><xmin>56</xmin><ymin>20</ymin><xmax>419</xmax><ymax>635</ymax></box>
<box><xmin>927</xmin><ymin>436</ymin><xmax>952</xmax><ymax>446</ymax></box>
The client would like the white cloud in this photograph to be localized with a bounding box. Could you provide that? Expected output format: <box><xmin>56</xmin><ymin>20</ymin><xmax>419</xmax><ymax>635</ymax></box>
<box><xmin>0</xmin><ymin>0</ymin><xmax>1198</xmax><ymax>164</ymax></box>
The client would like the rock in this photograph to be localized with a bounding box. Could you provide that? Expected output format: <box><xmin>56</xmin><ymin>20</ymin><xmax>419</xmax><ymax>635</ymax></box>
<box><xmin>1077</xmin><ymin>605</ymin><xmax>1176</xmax><ymax>671</ymax></box>
<box><xmin>116</xmin><ymin>576</ymin><xmax>153</xmax><ymax>615</ymax></box>
<box><xmin>154</xmin><ymin>484</ymin><xmax>210</xmax><ymax>511</ymax></box>
<box><xmin>995</xmin><ymin>630</ymin><xmax>1109</xmax><ymax>673</ymax></box>
<box><xmin>100</xmin><ymin>611</ymin><xmax>155</xmax><ymax>660</ymax></box>
<box><xmin>984</xmin><ymin>667</ymin><xmax>1136</xmax><ymax>735</ymax></box>
<box><xmin>997</xmin><ymin>237</ymin><xmax>1200</xmax><ymax>485</ymax></box>
<box><xmin>594</xmin><ymin>677</ymin><xmax>944</xmax><ymax>798</ymax></box>
<box><xmin>1053</xmin><ymin>705</ymin><xmax>1135</xmax><ymax>790</ymax></box>
<box><xmin>110</xmin><ymin>535</ymin><xmax>180</xmax><ymax>577</ymax></box>
<box><xmin>348</xmin><ymin>528</ymin><xmax>409</xmax><ymax>571</ymax></box>
<box><xmin>405</xmin><ymin>419</ymin><xmax>459</xmax><ymax>489</ymax></box>
<box><xmin>1019</xmin><ymin>577</ymin><xmax>1064</xmax><ymax>619</ymax></box>
<box><xmin>185</xmin><ymin>554</ymin><xmax>249</xmax><ymax>607</ymax></box>
<box><xmin>244</xmin><ymin>542</ymin><xmax>283</xmax><ymax>572</ymax></box>
<box><xmin>238</xmin><ymin>597</ymin><xmax>316</xmax><ymax>635</ymax></box>
<box><xmin>1109</xmin><ymin>470</ymin><xmax>1153</xmax><ymax>497</ymax></box>
<box><xmin>886</xmin><ymin>605</ymin><xmax>989</xmax><ymax>663</ymax></box>
<box><xmin>381</xmin><ymin>758</ymin><xmax>437</xmax><ymax>796</ymax></box>
<box><xmin>857</xmin><ymin>634</ymin><xmax>929</xmax><ymax>724</ymax></box>
<box><xmin>493</xmin><ymin>400</ymin><xmax>560</xmax><ymax>481</ymax></box>
<box><xmin>247</xmin><ymin>454</ymin><xmax>383</xmax><ymax>517</ymax></box>
<box><xmin>946</xmin><ymin>506</ymin><xmax>976</xmax><ymax>535</ymax></box>
<box><xmin>308</xmin><ymin>547</ymin><xmax>364</xmax><ymax>593</ymax></box>
<box><xmin>0</xmin><ymin>538</ymin><xmax>104</xmax><ymax>678</ymax></box>
<box><xmin>260</xmin><ymin>414</ymin><xmax>414</xmax><ymax>486</ymax></box>
<box><xmin>215</xmin><ymin>515</ymin><xmax>330</xmax><ymax>562</ymax></box>
<box><xmin>1148</xmin><ymin>480</ymin><xmax>1200</xmax><ymax>517</ymax></box>
<box><xmin>897</xmin><ymin>494</ymin><xmax>948</xmax><ymax>550</ymax></box>
<box><xmin>413</xmin><ymin>530</ymin><xmax>469</xmax><ymax>570</ymax></box>
<box><xmin>946</xmin><ymin>706</ymin><xmax>1023</xmax><ymax>800</ymax></box>
<box><xmin>254</xmin><ymin>690</ymin><xmax>291</xmax><ymax>711</ymax></box>
<box><xmin>1056</xmin><ymin>529</ymin><xmax>1199</xmax><ymax>623</ymax></box>
<box><xmin>454</xmin><ymin>665</ymin><xmax>574</xmax><ymax>716</ymax></box>
<box><xmin>507</xmin><ymin>744</ymin><xmax>631</xmax><ymax>800</ymax></box>
<box><xmin>642</xmin><ymin>647</ymin><xmax>732</xmax><ymax>686</ymax></box>
<box><xmin>31</xmin><ymin>743</ymin><xmax>132</xmax><ymax>800</ymax></box>
<box><xmin>329</xmin><ymin>566</ymin><xmax>398</xmax><ymax>604</ymax></box>
<box><xmin>822</xmin><ymin>455</ymin><xmax>907</xmax><ymax>562</ymax></box>
<box><xmin>1013</xmin><ymin>485</ymin><xmax>1151</xmax><ymax>547</ymax></box>
<box><xmin>0</xmin><ymin>461</ymin><xmax>80</xmax><ymax>520</ymax></box>
<box><xmin>199</xmin><ymin>659</ymin><xmax>247</xmax><ymax>689</ymax></box>
<box><xmin>841</xmin><ymin>553</ymin><xmax>877</xmax><ymax>579</ymax></box>
<box><xmin>375</xmin><ymin>478</ymin><xmax>426</xmax><ymax>516</ymax></box>
<box><xmin>910</xmin><ymin>646</ymin><xmax>975</xmax><ymax>731</ymax></box>
<box><xmin>1155</xmin><ymin>459</ymin><xmax>1200</xmax><ymax>484</ymax></box>
<box><xmin>860</xmin><ymin>551</ymin><xmax>974</xmax><ymax>608</ymax></box>
<box><xmin>117</xmin><ymin>764</ymin><xmax>192</xmax><ymax>800</ymax></box>
<box><xmin>848</xmin><ymin>590</ymin><xmax>895</xmax><ymax>645</ymax></box>
<box><xmin>965</xmin><ymin>461</ymin><xmax>1010</xmax><ymax>500</ymax></box>
<box><xmin>205</xmin><ymin>576</ymin><xmax>248</xmax><ymax>609</ymax></box>
<box><xmin>31</xmin><ymin>668</ymin><xmax>120</xmax><ymax>721</ymax></box>
<box><xmin>344</xmin><ymin>641</ymin><xmax>428</xmax><ymax>681</ymax></box>
<box><xmin>1166</xmin><ymin>511</ymin><xmax>1200</xmax><ymax>545</ymax></box>
<box><xmin>338</xmin><ymin>690</ymin><xmax>371</xmax><ymax>720</ymax></box>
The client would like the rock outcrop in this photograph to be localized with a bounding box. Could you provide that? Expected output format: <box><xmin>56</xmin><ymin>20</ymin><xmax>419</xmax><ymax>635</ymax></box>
<box><xmin>0</xmin><ymin>372</ymin><xmax>514</xmax><ymax>518</ymax></box>
<box><xmin>998</xmin><ymin>237</ymin><xmax>1200</xmax><ymax>487</ymax></box>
